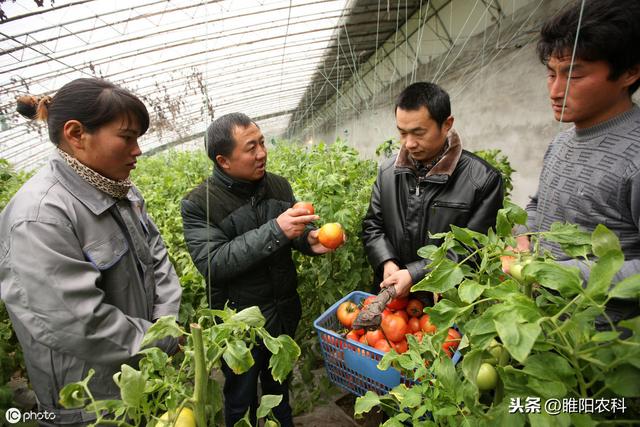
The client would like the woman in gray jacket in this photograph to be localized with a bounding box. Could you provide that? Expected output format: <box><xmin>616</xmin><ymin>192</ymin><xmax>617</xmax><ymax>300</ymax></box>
<box><xmin>0</xmin><ymin>78</ymin><xmax>182</xmax><ymax>426</ymax></box>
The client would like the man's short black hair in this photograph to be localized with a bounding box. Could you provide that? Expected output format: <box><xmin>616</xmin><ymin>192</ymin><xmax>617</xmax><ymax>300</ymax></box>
<box><xmin>205</xmin><ymin>112</ymin><xmax>257</xmax><ymax>165</ymax></box>
<box><xmin>537</xmin><ymin>0</ymin><xmax>640</xmax><ymax>95</ymax></box>
<box><xmin>395</xmin><ymin>82</ymin><xmax>451</xmax><ymax>127</ymax></box>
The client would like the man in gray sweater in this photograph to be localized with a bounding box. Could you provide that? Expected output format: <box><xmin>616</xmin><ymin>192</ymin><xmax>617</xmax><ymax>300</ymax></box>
<box><xmin>505</xmin><ymin>0</ymin><xmax>640</xmax><ymax>329</ymax></box>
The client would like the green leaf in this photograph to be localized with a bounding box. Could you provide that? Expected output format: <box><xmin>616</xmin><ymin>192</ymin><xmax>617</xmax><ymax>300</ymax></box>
<box><xmin>223</xmin><ymin>339</ymin><xmax>254</xmax><ymax>375</ymax></box>
<box><xmin>424</xmin><ymin>300</ymin><xmax>469</xmax><ymax>329</ymax></box>
<box><xmin>609</xmin><ymin>274</ymin><xmax>640</xmax><ymax>299</ymax></box>
<box><xmin>605</xmin><ymin>364</ymin><xmax>640</xmax><ymax>396</ymax></box>
<box><xmin>413</xmin><ymin>259</ymin><xmax>464</xmax><ymax>293</ymax></box>
<box><xmin>417</xmin><ymin>244</ymin><xmax>440</xmax><ymax>261</ymax></box>
<box><xmin>619</xmin><ymin>316</ymin><xmax>640</xmax><ymax>340</ymax></box>
<box><xmin>591</xmin><ymin>331</ymin><xmax>620</xmax><ymax>342</ymax></box>
<box><xmin>461</xmin><ymin>348</ymin><xmax>484</xmax><ymax>387</ymax></box>
<box><xmin>524</xmin><ymin>261</ymin><xmax>583</xmax><ymax>297</ymax></box>
<box><xmin>458</xmin><ymin>279</ymin><xmax>486</xmax><ymax>303</ymax></box>
<box><xmin>354</xmin><ymin>391</ymin><xmax>381</xmax><ymax>416</ymax></box>
<box><xmin>230</xmin><ymin>306</ymin><xmax>266</xmax><ymax>328</ymax></box>
<box><xmin>256</xmin><ymin>394</ymin><xmax>283</xmax><ymax>418</ymax></box>
<box><xmin>451</xmin><ymin>225</ymin><xmax>475</xmax><ymax>246</ymax></box>
<box><xmin>545</xmin><ymin>223</ymin><xmax>592</xmax><ymax>258</ymax></box>
<box><xmin>494</xmin><ymin>313</ymin><xmax>541</xmax><ymax>363</ymax></box>
<box><xmin>586</xmin><ymin>250</ymin><xmax>624</xmax><ymax>300</ymax></box>
<box><xmin>58</xmin><ymin>383</ymin><xmax>89</xmax><ymax>409</ymax></box>
<box><xmin>268</xmin><ymin>335</ymin><xmax>301</xmax><ymax>383</ymax></box>
<box><xmin>117</xmin><ymin>364</ymin><xmax>145</xmax><ymax>407</ymax></box>
<box><xmin>522</xmin><ymin>353</ymin><xmax>576</xmax><ymax>387</ymax></box>
<box><xmin>591</xmin><ymin>224</ymin><xmax>621</xmax><ymax>257</ymax></box>
<box><xmin>141</xmin><ymin>315</ymin><xmax>183</xmax><ymax>348</ymax></box>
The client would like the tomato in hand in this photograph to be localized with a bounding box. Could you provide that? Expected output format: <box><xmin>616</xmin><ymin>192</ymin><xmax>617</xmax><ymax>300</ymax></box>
<box><xmin>336</xmin><ymin>301</ymin><xmax>359</xmax><ymax>329</ymax></box>
<box><xmin>381</xmin><ymin>313</ymin><xmax>408</xmax><ymax>342</ymax></box>
<box><xmin>318</xmin><ymin>223</ymin><xmax>345</xmax><ymax>249</ymax></box>
<box><xmin>292</xmin><ymin>201</ymin><xmax>314</xmax><ymax>215</ymax></box>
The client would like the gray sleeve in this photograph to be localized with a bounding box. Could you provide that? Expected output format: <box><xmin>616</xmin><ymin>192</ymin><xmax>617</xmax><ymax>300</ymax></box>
<box><xmin>145</xmin><ymin>215</ymin><xmax>182</xmax><ymax>320</ymax></box>
<box><xmin>4</xmin><ymin>220</ymin><xmax>157</xmax><ymax>364</ymax></box>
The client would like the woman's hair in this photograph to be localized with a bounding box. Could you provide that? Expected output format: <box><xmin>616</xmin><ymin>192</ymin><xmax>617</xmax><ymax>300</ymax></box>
<box><xmin>16</xmin><ymin>78</ymin><xmax>150</xmax><ymax>145</ymax></box>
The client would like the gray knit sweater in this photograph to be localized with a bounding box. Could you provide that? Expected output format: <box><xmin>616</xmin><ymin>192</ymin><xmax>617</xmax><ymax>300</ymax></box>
<box><xmin>525</xmin><ymin>104</ymin><xmax>640</xmax><ymax>285</ymax></box>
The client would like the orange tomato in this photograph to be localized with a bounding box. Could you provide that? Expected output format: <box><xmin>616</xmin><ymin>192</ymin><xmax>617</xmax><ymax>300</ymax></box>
<box><xmin>318</xmin><ymin>223</ymin><xmax>345</xmax><ymax>249</ymax></box>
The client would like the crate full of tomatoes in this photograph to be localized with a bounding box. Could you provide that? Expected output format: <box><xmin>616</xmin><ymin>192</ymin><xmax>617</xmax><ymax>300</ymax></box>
<box><xmin>313</xmin><ymin>291</ymin><xmax>461</xmax><ymax>396</ymax></box>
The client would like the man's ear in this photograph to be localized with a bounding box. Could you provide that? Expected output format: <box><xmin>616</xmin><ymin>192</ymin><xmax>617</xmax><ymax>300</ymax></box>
<box><xmin>442</xmin><ymin>116</ymin><xmax>454</xmax><ymax>133</ymax></box>
<box><xmin>215</xmin><ymin>154</ymin><xmax>231</xmax><ymax>170</ymax></box>
<box><xmin>62</xmin><ymin>120</ymin><xmax>85</xmax><ymax>150</ymax></box>
<box><xmin>621</xmin><ymin>65</ymin><xmax>640</xmax><ymax>92</ymax></box>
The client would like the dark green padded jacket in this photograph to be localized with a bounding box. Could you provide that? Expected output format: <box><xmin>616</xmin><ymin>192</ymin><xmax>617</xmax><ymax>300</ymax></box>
<box><xmin>181</xmin><ymin>167</ymin><xmax>315</xmax><ymax>336</ymax></box>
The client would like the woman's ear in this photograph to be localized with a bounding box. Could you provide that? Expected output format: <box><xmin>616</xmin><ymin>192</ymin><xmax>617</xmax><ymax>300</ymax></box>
<box><xmin>62</xmin><ymin>120</ymin><xmax>85</xmax><ymax>150</ymax></box>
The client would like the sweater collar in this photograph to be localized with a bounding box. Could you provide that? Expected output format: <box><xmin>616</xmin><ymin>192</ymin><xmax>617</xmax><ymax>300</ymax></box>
<box><xmin>212</xmin><ymin>165</ymin><xmax>265</xmax><ymax>197</ymax></box>
<box><xmin>574</xmin><ymin>104</ymin><xmax>640</xmax><ymax>141</ymax></box>
<box><xmin>394</xmin><ymin>129</ymin><xmax>463</xmax><ymax>178</ymax></box>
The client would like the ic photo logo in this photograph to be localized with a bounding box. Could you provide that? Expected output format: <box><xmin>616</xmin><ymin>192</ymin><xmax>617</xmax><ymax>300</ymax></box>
<box><xmin>4</xmin><ymin>407</ymin><xmax>56</xmax><ymax>424</ymax></box>
<box><xmin>4</xmin><ymin>407</ymin><xmax>21</xmax><ymax>424</ymax></box>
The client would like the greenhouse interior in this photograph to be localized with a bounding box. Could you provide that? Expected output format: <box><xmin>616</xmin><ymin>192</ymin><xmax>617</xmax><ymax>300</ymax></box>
<box><xmin>1</xmin><ymin>0</ymin><xmax>639</xmax><ymax>425</ymax></box>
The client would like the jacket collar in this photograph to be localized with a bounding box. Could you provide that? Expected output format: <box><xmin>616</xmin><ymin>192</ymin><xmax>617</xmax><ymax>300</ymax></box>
<box><xmin>394</xmin><ymin>129</ymin><xmax>463</xmax><ymax>179</ymax></box>
<box><xmin>212</xmin><ymin>165</ymin><xmax>266</xmax><ymax>198</ymax></box>
<box><xmin>50</xmin><ymin>150</ymin><xmax>137</xmax><ymax>215</ymax></box>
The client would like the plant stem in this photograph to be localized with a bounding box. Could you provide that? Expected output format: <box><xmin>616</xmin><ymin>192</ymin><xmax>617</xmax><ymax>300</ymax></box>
<box><xmin>191</xmin><ymin>323</ymin><xmax>208</xmax><ymax>427</ymax></box>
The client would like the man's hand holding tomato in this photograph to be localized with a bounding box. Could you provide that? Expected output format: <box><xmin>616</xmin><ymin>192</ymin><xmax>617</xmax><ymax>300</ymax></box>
<box><xmin>276</xmin><ymin>207</ymin><xmax>318</xmax><ymax>239</ymax></box>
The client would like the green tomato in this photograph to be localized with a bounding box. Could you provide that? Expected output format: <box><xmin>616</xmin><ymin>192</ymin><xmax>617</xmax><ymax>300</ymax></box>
<box><xmin>476</xmin><ymin>363</ymin><xmax>499</xmax><ymax>391</ymax></box>
<box><xmin>485</xmin><ymin>339</ymin><xmax>504</xmax><ymax>365</ymax></box>
<box><xmin>158</xmin><ymin>407</ymin><xmax>196</xmax><ymax>427</ymax></box>
<box><xmin>510</xmin><ymin>258</ymin><xmax>532</xmax><ymax>282</ymax></box>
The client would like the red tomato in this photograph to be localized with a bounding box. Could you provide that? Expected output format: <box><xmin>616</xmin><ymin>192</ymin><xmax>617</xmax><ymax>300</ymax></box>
<box><xmin>395</xmin><ymin>310</ymin><xmax>409</xmax><ymax>323</ymax></box>
<box><xmin>408</xmin><ymin>317</ymin><xmax>421</xmax><ymax>333</ymax></box>
<box><xmin>365</xmin><ymin>329</ymin><xmax>384</xmax><ymax>346</ymax></box>
<box><xmin>442</xmin><ymin>328</ymin><xmax>461</xmax><ymax>357</ymax></box>
<box><xmin>353</xmin><ymin>328</ymin><xmax>365</xmax><ymax>336</ymax></box>
<box><xmin>386</xmin><ymin>296</ymin><xmax>409</xmax><ymax>311</ymax></box>
<box><xmin>419</xmin><ymin>314</ymin><xmax>437</xmax><ymax>334</ymax></box>
<box><xmin>336</xmin><ymin>302</ymin><xmax>360</xmax><ymax>329</ymax></box>
<box><xmin>381</xmin><ymin>308</ymin><xmax>392</xmax><ymax>319</ymax></box>
<box><xmin>393</xmin><ymin>339</ymin><xmax>408</xmax><ymax>354</ymax></box>
<box><xmin>345</xmin><ymin>330</ymin><xmax>360</xmax><ymax>341</ymax></box>
<box><xmin>381</xmin><ymin>314</ymin><xmax>408</xmax><ymax>343</ymax></box>
<box><xmin>292</xmin><ymin>201</ymin><xmax>314</xmax><ymax>215</ymax></box>
<box><xmin>374</xmin><ymin>339</ymin><xmax>391</xmax><ymax>353</ymax></box>
<box><xmin>359</xmin><ymin>334</ymin><xmax>368</xmax><ymax>345</ymax></box>
<box><xmin>406</xmin><ymin>299</ymin><xmax>424</xmax><ymax>317</ymax></box>
<box><xmin>318</xmin><ymin>223</ymin><xmax>345</xmax><ymax>249</ymax></box>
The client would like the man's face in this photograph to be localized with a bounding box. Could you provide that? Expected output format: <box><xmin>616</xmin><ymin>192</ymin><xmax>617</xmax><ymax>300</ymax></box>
<box><xmin>219</xmin><ymin>123</ymin><xmax>267</xmax><ymax>181</ymax></box>
<box><xmin>396</xmin><ymin>106</ymin><xmax>452</xmax><ymax>162</ymax></box>
<box><xmin>546</xmin><ymin>55</ymin><xmax>637</xmax><ymax>129</ymax></box>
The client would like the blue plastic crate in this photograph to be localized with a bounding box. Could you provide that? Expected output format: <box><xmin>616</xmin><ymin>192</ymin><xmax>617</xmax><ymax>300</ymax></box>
<box><xmin>313</xmin><ymin>290</ymin><xmax>461</xmax><ymax>396</ymax></box>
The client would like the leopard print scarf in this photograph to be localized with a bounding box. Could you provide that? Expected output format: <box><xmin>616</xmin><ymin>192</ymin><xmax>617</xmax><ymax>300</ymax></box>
<box><xmin>57</xmin><ymin>148</ymin><xmax>132</xmax><ymax>199</ymax></box>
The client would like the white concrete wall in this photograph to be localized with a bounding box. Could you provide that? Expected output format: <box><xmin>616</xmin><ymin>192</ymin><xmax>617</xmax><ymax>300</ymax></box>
<box><xmin>296</xmin><ymin>0</ymin><xmax>640</xmax><ymax>209</ymax></box>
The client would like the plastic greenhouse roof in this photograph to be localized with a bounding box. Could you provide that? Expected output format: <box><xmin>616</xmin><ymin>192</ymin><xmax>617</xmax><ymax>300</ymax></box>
<box><xmin>2</xmin><ymin>0</ymin><xmax>372</xmax><ymax>170</ymax></box>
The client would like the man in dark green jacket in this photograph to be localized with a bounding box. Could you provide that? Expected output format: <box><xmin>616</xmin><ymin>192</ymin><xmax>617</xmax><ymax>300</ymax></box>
<box><xmin>181</xmin><ymin>113</ymin><xmax>337</xmax><ymax>427</ymax></box>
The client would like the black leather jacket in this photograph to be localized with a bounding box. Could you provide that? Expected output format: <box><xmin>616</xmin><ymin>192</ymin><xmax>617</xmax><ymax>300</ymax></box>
<box><xmin>362</xmin><ymin>130</ymin><xmax>504</xmax><ymax>286</ymax></box>
<box><xmin>181</xmin><ymin>167</ymin><xmax>316</xmax><ymax>336</ymax></box>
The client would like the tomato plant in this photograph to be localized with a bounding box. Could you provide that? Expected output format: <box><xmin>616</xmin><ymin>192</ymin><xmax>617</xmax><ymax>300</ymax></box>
<box><xmin>59</xmin><ymin>306</ymin><xmax>299</xmax><ymax>426</ymax></box>
<box><xmin>355</xmin><ymin>201</ymin><xmax>640</xmax><ymax>425</ymax></box>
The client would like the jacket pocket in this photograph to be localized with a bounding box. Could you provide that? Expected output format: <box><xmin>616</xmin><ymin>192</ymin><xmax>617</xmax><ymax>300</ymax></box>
<box><xmin>83</xmin><ymin>233</ymin><xmax>129</xmax><ymax>270</ymax></box>
<box><xmin>430</xmin><ymin>201</ymin><xmax>472</xmax><ymax>230</ymax></box>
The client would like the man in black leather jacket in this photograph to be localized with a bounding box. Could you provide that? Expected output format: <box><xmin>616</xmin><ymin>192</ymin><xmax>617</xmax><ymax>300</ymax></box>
<box><xmin>362</xmin><ymin>82</ymin><xmax>504</xmax><ymax>298</ymax></box>
<box><xmin>181</xmin><ymin>113</ymin><xmax>338</xmax><ymax>427</ymax></box>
